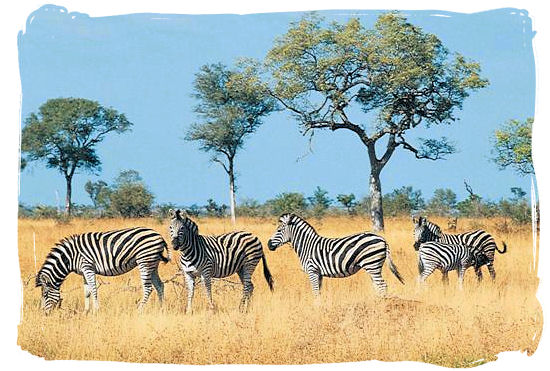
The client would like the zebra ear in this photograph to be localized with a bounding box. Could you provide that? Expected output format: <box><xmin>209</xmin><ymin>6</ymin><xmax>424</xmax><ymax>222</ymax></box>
<box><xmin>419</xmin><ymin>217</ymin><xmax>426</xmax><ymax>226</ymax></box>
<box><xmin>169</xmin><ymin>209</ymin><xmax>176</xmax><ymax>219</ymax></box>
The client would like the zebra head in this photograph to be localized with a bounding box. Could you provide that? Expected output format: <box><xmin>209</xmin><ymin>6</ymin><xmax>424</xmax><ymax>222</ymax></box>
<box><xmin>413</xmin><ymin>216</ymin><xmax>441</xmax><ymax>251</ymax></box>
<box><xmin>267</xmin><ymin>213</ymin><xmax>295</xmax><ymax>251</ymax></box>
<box><xmin>35</xmin><ymin>273</ymin><xmax>62</xmax><ymax>314</ymax></box>
<box><xmin>169</xmin><ymin>209</ymin><xmax>198</xmax><ymax>250</ymax></box>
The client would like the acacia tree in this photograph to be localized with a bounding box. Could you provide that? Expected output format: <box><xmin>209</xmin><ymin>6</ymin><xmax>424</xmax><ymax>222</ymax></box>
<box><xmin>21</xmin><ymin>98</ymin><xmax>132</xmax><ymax>215</ymax></box>
<box><xmin>262</xmin><ymin>13</ymin><xmax>488</xmax><ymax>231</ymax></box>
<box><xmin>492</xmin><ymin>117</ymin><xmax>534</xmax><ymax>175</ymax></box>
<box><xmin>187</xmin><ymin>63</ymin><xmax>276</xmax><ymax>224</ymax></box>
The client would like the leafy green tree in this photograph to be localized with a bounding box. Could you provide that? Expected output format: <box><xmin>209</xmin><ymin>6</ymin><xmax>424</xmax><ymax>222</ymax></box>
<box><xmin>109</xmin><ymin>170</ymin><xmax>154</xmax><ymax>218</ymax></box>
<box><xmin>426</xmin><ymin>188</ymin><xmax>457</xmax><ymax>216</ymax></box>
<box><xmin>267</xmin><ymin>192</ymin><xmax>308</xmax><ymax>216</ymax></box>
<box><xmin>383</xmin><ymin>186</ymin><xmax>425</xmax><ymax>217</ymax></box>
<box><xmin>186</xmin><ymin>63</ymin><xmax>277</xmax><ymax>224</ymax></box>
<box><xmin>308</xmin><ymin>186</ymin><xmax>332</xmax><ymax>218</ymax></box>
<box><xmin>84</xmin><ymin>180</ymin><xmax>111</xmax><ymax>212</ymax></box>
<box><xmin>236</xmin><ymin>197</ymin><xmax>267</xmax><ymax>217</ymax></box>
<box><xmin>492</xmin><ymin>118</ymin><xmax>534</xmax><ymax>175</ymax></box>
<box><xmin>204</xmin><ymin>198</ymin><xmax>228</xmax><ymax>217</ymax></box>
<box><xmin>262</xmin><ymin>12</ymin><xmax>488</xmax><ymax>231</ymax></box>
<box><xmin>336</xmin><ymin>193</ymin><xmax>358</xmax><ymax>215</ymax></box>
<box><xmin>21</xmin><ymin>98</ymin><xmax>132</xmax><ymax>215</ymax></box>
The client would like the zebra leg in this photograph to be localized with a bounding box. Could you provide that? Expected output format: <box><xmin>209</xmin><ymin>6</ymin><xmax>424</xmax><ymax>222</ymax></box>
<box><xmin>307</xmin><ymin>270</ymin><xmax>322</xmax><ymax>305</ymax></box>
<box><xmin>151</xmin><ymin>269</ymin><xmax>164</xmax><ymax>306</ymax></box>
<box><xmin>457</xmin><ymin>267</ymin><xmax>465</xmax><ymax>290</ymax></box>
<box><xmin>488</xmin><ymin>264</ymin><xmax>496</xmax><ymax>280</ymax></box>
<box><xmin>82</xmin><ymin>267</ymin><xmax>99</xmax><ymax>313</ymax></box>
<box><xmin>201</xmin><ymin>274</ymin><xmax>215</xmax><ymax>311</ymax></box>
<box><xmin>475</xmin><ymin>266</ymin><xmax>483</xmax><ymax>282</ymax></box>
<box><xmin>137</xmin><ymin>263</ymin><xmax>154</xmax><ymax>312</ymax></box>
<box><xmin>365</xmin><ymin>268</ymin><xmax>388</xmax><ymax>296</ymax></box>
<box><xmin>183</xmin><ymin>272</ymin><xmax>195</xmax><ymax>314</ymax></box>
<box><xmin>238</xmin><ymin>267</ymin><xmax>254</xmax><ymax>312</ymax></box>
<box><xmin>83</xmin><ymin>278</ymin><xmax>91</xmax><ymax>312</ymax></box>
<box><xmin>441</xmin><ymin>271</ymin><xmax>449</xmax><ymax>285</ymax></box>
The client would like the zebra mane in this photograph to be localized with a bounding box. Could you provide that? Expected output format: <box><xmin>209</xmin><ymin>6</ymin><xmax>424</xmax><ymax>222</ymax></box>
<box><xmin>425</xmin><ymin>219</ymin><xmax>443</xmax><ymax>237</ymax></box>
<box><xmin>283</xmin><ymin>213</ymin><xmax>317</xmax><ymax>233</ymax></box>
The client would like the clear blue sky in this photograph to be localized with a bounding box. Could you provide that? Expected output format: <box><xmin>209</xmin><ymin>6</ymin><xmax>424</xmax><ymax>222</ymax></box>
<box><xmin>18</xmin><ymin>5</ymin><xmax>535</xmax><ymax>208</ymax></box>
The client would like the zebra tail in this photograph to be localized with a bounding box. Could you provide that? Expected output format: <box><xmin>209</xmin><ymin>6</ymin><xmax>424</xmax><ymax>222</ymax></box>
<box><xmin>495</xmin><ymin>241</ymin><xmax>507</xmax><ymax>254</ymax></box>
<box><xmin>160</xmin><ymin>240</ymin><xmax>171</xmax><ymax>263</ymax></box>
<box><xmin>386</xmin><ymin>245</ymin><xmax>405</xmax><ymax>285</ymax></box>
<box><xmin>261</xmin><ymin>254</ymin><xmax>275</xmax><ymax>292</ymax></box>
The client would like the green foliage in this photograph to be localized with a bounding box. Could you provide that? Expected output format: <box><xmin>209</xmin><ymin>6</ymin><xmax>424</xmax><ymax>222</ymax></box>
<box><xmin>498</xmin><ymin>187</ymin><xmax>531</xmax><ymax>224</ymax></box>
<box><xmin>425</xmin><ymin>188</ymin><xmax>457</xmax><ymax>216</ymax></box>
<box><xmin>236</xmin><ymin>198</ymin><xmax>268</xmax><ymax>217</ymax></box>
<box><xmin>85</xmin><ymin>180</ymin><xmax>111</xmax><ymax>210</ymax></box>
<box><xmin>263</xmin><ymin>11</ymin><xmax>487</xmax><ymax>230</ymax></box>
<box><xmin>187</xmin><ymin>63</ymin><xmax>277</xmax><ymax>170</ymax></box>
<box><xmin>382</xmin><ymin>186</ymin><xmax>425</xmax><ymax>217</ymax></box>
<box><xmin>21</xmin><ymin>97</ymin><xmax>132</xmax><ymax>214</ymax></box>
<box><xmin>492</xmin><ymin>118</ymin><xmax>534</xmax><ymax>175</ymax></box>
<box><xmin>108</xmin><ymin>171</ymin><xmax>154</xmax><ymax>218</ymax></box>
<box><xmin>266</xmin><ymin>192</ymin><xmax>308</xmax><ymax>216</ymax></box>
<box><xmin>204</xmin><ymin>199</ymin><xmax>228</xmax><ymax>217</ymax></box>
<box><xmin>336</xmin><ymin>193</ymin><xmax>358</xmax><ymax>215</ymax></box>
<box><xmin>308</xmin><ymin>186</ymin><xmax>332</xmax><ymax>218</ymax></box>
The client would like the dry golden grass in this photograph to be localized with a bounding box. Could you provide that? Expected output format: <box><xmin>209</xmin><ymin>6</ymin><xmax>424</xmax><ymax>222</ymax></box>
<box><xmin>17</xmin><ymin>216</ymin><xmax>541</xmax><ymax>367</ymax></box>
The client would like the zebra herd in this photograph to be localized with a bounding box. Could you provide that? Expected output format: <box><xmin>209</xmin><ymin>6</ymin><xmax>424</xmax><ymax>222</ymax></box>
<box><xmin>35</xmin><ymin>211</ymin><xmax>507</xmax><ymax>314</ymax></box>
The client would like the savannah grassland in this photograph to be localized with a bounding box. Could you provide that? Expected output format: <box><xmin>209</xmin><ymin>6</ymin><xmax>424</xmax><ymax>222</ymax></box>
<box><xmin>17</xmin><ymin>216</ymin><xmax>541</xmax><ymax>367</ymax></box>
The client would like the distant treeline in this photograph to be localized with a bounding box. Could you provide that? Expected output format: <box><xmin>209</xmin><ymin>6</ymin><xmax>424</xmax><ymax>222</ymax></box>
<box><xmin>18</xmin><ymin>169</ymin><xmax>532</xmax><ymax>225</ymax></box>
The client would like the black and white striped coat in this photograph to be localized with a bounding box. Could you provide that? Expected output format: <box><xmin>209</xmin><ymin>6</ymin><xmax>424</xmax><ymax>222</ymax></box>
<box><xmin>417</xmin><ymin>241</ymin><xmax>489</xmax><ymax>288</ymax></box>
<box><xmin>413</xmin><ymin>216</ymin><xmax>506</xmax><ymax>281</ymax></box>
<box><xmin>35</xmin><ymin>227</ymin><xmax>171</xmax><ymax>314</ymax></box>
<box><xmin>267</xmin><ymin>213</ymin><xmax>404</xmax><ymax>298</ymax></box>
<box><xmin>168</xmin><ymin>209</ymin><xmax>274</xmax><ymax>312</ymax></box>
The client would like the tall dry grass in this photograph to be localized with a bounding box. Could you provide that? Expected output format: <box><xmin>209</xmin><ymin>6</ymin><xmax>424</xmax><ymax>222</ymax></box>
<box><xmin>17</xmin><ymin>216</ymin><xmax>541</xmax><ymax>366</ymax></box>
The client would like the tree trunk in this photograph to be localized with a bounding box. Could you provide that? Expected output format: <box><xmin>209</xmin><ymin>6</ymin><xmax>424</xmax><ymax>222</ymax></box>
<box><xmin>369</xmin><ymin>169</ymin><xmax>384</xmax><ymax>232</ymax></box>
<box><xmin>228</xmin><ymin>164</ymin><xmax>236</xmax><ymax>226</ymax></box>
<box><xmin>65</xmin><ymin>175</ymin><xmax>72</xmax><ymax>216</ymax></box>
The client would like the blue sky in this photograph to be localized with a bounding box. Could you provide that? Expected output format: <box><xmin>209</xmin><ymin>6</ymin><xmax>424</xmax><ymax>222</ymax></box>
<box><xmin>18</xmin><ymin>5</ymin><xmax>536</xmax><ymax>207</ymax></box>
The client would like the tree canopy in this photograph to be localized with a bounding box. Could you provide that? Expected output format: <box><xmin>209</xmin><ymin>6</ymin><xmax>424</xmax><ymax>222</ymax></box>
<box><xmin>261</xmin><ymin>12</ymin><xmax>488</xmax><ymax>230</ymax></box>
<box><xmin>187</xmin><ymin>62</ymin><xmax>277</xmax><ymax>223</ymax></box>
<box><xmin>21</xmin><ymin>98</ymin><xmax>132</xmax><ymax>214</ymax></box>
<box><xmin>492</xmin><ymin>117</ymin><xmax>534</xmax><ymax>175</ymax></box>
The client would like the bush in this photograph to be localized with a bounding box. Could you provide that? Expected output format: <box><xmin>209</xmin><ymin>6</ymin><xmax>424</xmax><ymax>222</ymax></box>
<box><xmin>266</xmin><ymin>192</ymin><xmax>307</xmax><ymax>216</ymax></box>
<box><xmin>308</xmin><ymin>187</ymin><xmax>332</xmax><ymax>219</ymax></box>
<box><xmin>383</xmin><ymin>186</ymin><xmax>425</xmax><ymax>217</ymax></box>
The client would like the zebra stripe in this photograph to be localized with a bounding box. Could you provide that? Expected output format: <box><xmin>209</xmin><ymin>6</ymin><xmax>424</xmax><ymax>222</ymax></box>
<box><xmin>413</xmin><ymin>216</ymin><xmax>507</xmax><ymax>281</ymax></box>
<box><xmin>267</xmin><ymin>213</ymin><xmax>404</xmax><ymax>298</ymax></box>
<box><xmin>168</xmin><ymin>209</ymin><xmax>274</xmax><ymax>313</ymax></box>
<box><xmin>417</xmin><ymin>241</ymin><xmax>489</xmax><ymax>289</ymax></box>
<box><xmin>35</xmin><ymin>227</ymin><xmax>171</xmax><ymax>314</ymax></box>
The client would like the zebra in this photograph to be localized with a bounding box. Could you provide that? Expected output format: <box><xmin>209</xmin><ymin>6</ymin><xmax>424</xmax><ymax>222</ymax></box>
<box><xmin>417</xmin><ymin>241</ymin><xmax>490</xmax><ymax>289</ymax></box>
<box><xmin>267</xmin><ymin>213</ymin><xmax>404</xmax><ymax>299</ymax></box>
<box><xmin>35</xmin><ymin>227</ymin><xmax>171</xmax><ymax>314</ymax></box>
<box><xmin>168</xmin><ymin>209</ymin><xmax>274</xmax><ymax>313</ymax></box>
<box><xmin>412</xmin><ymin>216</ymin><xmax>507</xmax><ymax>281</ymax></box>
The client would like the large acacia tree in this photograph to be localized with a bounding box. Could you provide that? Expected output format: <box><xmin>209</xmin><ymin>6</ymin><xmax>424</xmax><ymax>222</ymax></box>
<box><xmin>187</xmin><ymin>63</ymin><xmax>276</xmax><ymax>224</ymax></box>
<box><xmin>262</xmin><ymin>12</ymin><xmax>488</xmax><ymax>231</ymax></box>
<box><xmin>21</xmin><ymin>98</ymin><xmax>132</xmax><ymax>215</ymax></box>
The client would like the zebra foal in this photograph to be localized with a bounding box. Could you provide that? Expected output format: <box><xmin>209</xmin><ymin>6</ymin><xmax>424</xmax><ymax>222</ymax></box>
<box><xmin>413</xmin><ymin>216</ymin><xmax>506</xmax><ymax>281</ymax></box>
<box><xmin>168</xmin><ymin>209</ymin><xmax>274</xmax><ymax>313</ymax></box>
<box><xmin>267</xmin><ymin>213</ymin><xmax>404</xmax><ymax>299</ymax></box>
<box><xmin>35</xmin><ymin>227</ymin><xmax>171</xmax><ymax>314</ymax></box>
<box><xmin>417</xmin><ymin>241</ymin><xmax>490</xmax><ymax>289</ymax></box>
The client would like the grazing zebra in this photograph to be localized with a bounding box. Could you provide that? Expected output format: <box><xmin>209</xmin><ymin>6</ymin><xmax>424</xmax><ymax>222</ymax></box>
<box><xmin>267</xmin><ymin>213</ymin><xmax>404</xmax><ymax>298</ymax></box>
<box><xmin>168</xmin><ymin>209</ymin><xmax>274</xmax><ymax>313</ymax></box>
<box><xmin>417</xmin><ymin>241</ymin><xmax>490</xmax><ymax>289</ymax></box>
<box><xmin>413</xmin><ymin>216</ymin><xmax>506</xmax><ymax>281</ymax></box>
<box><xmin>35</xmin><ymin>227</ymin><xmax>171</xmax><ymax>314</ymax></box>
